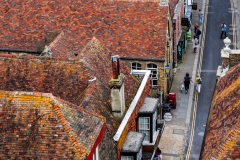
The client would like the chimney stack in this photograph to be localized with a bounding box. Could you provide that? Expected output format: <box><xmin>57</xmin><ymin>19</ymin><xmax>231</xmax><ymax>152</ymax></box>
<box><xmin>109</xmin><ymin>55</ymin><xmax>125</xmax><ymax>117</ymax></box>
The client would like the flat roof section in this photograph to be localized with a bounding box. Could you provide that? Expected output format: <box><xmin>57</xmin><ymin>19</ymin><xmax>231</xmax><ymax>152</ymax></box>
<box><xmin>121</xmin><ymin>131</ymin><xmax>145</xmax><ymax>153</ymax></box>
<box><xmin>139</xmin><ymin>97</ymin><xmax>159</xmax><ymax>114</ymax></box>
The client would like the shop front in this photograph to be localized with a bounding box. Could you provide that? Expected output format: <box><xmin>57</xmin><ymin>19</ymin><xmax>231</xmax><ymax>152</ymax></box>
<box><xmin>177</xmin><ymin>31</ymin><xmax>187</xmax><ymax>62</ymax></box>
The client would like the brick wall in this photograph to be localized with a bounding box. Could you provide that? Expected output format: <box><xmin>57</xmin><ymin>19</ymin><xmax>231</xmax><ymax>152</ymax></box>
<box><xmin>229</xmin><ymin>53</ymin><xmax>240</xmax><ymax>68</ymax></box>
<box><xmin>117</xmin><ymin>77</ymin><xmax>151</xmax><ymax>159</ymax></box>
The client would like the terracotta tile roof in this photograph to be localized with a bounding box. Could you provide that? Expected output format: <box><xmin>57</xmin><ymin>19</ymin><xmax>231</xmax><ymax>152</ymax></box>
<box><xmin>202</xmin><ymin>64</ymin><xmax>240</xmax><ymax>159</ymax></box>
<box><xmin>169</xmin><ymin>0</ymin><xmax>179</xmax><ymax>17</ymax></box>
<box><xmin>0</xmin><ymin>0</ymin><xmax>169</xmax><ymax>59</ymax></box>
<box><xmin>0</xmin><ymin>37</ymin><xmax>139</xmax><ymax>131</ymax></box>
<box><xmin>77</xmin><ymin>37</ymin><xmax>140</xmax><ymax>131</ymax></box>
<box><xmin>0</xmin><ymin>91</ymin><xmax>104</xmax><ymax>159</ymax></box>
<box><xmin>0</xmin><ymin>56</ymin><xmax>89</xmax><ymax>104</ymax></box>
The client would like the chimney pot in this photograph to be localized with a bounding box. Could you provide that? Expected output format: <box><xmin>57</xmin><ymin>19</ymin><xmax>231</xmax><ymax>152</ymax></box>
<box><xmin>111</xmin><ymin>55</ymin><xmax>120</xmax><ymax>79</ymax></box>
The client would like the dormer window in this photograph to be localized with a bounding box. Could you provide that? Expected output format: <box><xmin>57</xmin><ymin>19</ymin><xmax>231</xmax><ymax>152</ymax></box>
<box><xmin>138</xmin><ymin>98</ymin><xmax>158</xmax><ymax>143</ymax></box>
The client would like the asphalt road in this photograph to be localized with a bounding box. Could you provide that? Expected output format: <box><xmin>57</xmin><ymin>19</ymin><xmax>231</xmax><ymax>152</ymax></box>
<box><xmin>189</xmin><ymin>0</ymin><xmax>233</xmax><ymax>159</ymax></box>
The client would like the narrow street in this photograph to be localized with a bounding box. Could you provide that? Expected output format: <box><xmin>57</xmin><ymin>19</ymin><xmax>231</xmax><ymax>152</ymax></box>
<box><xmin>188</xmin><ymin>0</ymin><xmax>235</xmax><ymax>159</ymax></box>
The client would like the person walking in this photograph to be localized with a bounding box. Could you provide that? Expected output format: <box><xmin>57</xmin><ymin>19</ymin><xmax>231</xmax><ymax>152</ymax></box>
<box><xmin>183</xmin><ymin>72</ymin><xmax>193</xmax><ymax>94</ymax></box>
<box><xmin>198</xmin><ymin>9</ymin><xmax>203</xmax><ymax>25</ymax></box>
<box><xmin>196</xmin><ymin>27</ymin><xmax>202</xmax><ymax>40</ymax></box>
<box><xmin>195</xmin><ymin>74</ymin><xmax>202</xmax><ymax>94</ymax></box>
<box><xmin>194</xmin><ymin>23</ymin><xmax>198</xmax><ymax>35</ymax></box>
<box><xmin>192</xmin><ymin>35</ymin><xmax>198</xmax><ymax>53</ymax></box>
<box><xmin>153</xmin><ymin>148</ymin><xmax>162</xmax><ymax>160</ymax></box>
<box><xmin>220</xmin><ymin>22</ymin><xmax>227</xmax><ymax>39</ymax></box>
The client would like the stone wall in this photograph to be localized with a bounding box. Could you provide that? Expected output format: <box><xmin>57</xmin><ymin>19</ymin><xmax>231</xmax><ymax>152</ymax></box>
<box><xmin>121</xmin><ymin>59</ymin><xmax>166</xmax><ymax>94</ymax></box>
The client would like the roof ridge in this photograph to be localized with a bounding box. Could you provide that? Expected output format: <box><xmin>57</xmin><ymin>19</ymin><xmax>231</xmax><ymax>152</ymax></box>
<box><xmin>52</xmin><ymin>93</ymin><xmax>106</xmax><ymax>122</ymax></box>
<box><xmin>0</xmin><ymin>53</ymin><xmax>81</xmax><ymax>61</ymax></box>
<box><xmin>52</xmin><ymin>105</ymin><xmax>87</xmax><ymax>159</ymax></box>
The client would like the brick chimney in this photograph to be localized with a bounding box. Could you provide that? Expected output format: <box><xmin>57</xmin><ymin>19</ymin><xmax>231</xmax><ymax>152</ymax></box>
<box><xmin>109</xmin><ymin>55</ymin><xmax>125</xmax><ymax>118</ymax></box>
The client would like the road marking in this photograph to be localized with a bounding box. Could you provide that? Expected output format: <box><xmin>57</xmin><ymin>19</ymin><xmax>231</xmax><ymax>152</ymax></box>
<box><xmin>201</xmin><ymin>70</ymin><xmax>217</xmax><ymax>73</ymax></box>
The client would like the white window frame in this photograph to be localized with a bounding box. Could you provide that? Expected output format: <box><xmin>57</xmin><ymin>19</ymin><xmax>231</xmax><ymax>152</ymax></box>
<box><xmin>132</xmin><ymin>62</ymin><xmax>142</xmax><ymax>70</ymax></box>
<box><xmin>139</xmin><ymin>117</ymin><xmax>150</xmax><ymax>142</ymax></box>
<box><xmin>147</xmin><ymin>63</ymin><xmax>158</xmax><ymax>87</ymax></box>
<box><xmin>93</xmin><ymin>146</ymin><xmax>99</xmax><ymax>160</ymax></box>
<box><xmin>121</xmin><ymin>156</ymin><xmax>134</xmax><ymax>160</ymax></box>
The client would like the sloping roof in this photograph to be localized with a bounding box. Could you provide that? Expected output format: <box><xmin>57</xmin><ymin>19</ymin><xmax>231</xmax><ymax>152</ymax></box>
<box><xmin>202</xmin><ymin>64</ymin><xmax>240</xmax><ymax>159</ymax></box>
<box><xmin>0</xmin><ymin>0</ymin><xmax>168</xmax><ymax>59</ymax></box>
<box><xmin>0</xmin><ymin>56</ymin><xmax>89</xmax><ymax>104</ymax></box>
<box><xmin>0</xmin><ymin>37</ymin><xmax>139</xmax><ymax>132</ymax></box>
<box><xmin>0</xmin><ymin>91</ymin><xmax>104</xmax><ymax>159</ymax></box>
<box><xmin>78</xmin><ymin>37</ymin><xmax>140</xmax><ymax>131</ymax></box>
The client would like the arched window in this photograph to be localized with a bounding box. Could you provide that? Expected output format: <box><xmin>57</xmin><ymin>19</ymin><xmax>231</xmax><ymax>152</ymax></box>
<box><xmin>147</xmin><ymin>63</ymin><xmax>158</xmax><ymax>87</ymax></box>
<box><xmin>131</xmin><ymin>62</ymin><xmax>142</xmax><ymax>70</ymax></box>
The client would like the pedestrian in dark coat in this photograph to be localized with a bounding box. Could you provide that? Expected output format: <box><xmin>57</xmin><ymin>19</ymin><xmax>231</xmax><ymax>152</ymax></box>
<box><xmin>183</xmin><ymin>72</ymin><xmax>193</xmax><ymax>94</ymax></box>
<box><xmin>194</xmin><ymin>23</ymin><xmax>198</xmax><ymax>35</ymax></box>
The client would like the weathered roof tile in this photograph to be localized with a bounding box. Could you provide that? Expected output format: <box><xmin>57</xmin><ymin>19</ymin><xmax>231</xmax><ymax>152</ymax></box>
<box><xmin>0</xmin><ymin>0</ymin><xmax>169</xmax><ymax>60</ymax></box>
<box><xmin>202</xmin><ymin>64</ymin><xmax>240</xmax><ymax>159</ymax></box>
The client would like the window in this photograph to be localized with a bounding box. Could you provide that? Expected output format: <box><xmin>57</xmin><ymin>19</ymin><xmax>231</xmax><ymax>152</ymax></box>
<box><xmin>121</xmin><ymin>156</ymin><xmax>133</xmax><ymax>160</ymax></box>
<box><xmin>93</xmin><ymin>146</ymin><xmax>99</xmax><ymax>160</ymax></box>
<box><xmin>147</xmin><ymin>63</ymin><xmax>158</xmax><ymax>86</ymax></box>
<box><xmin>139</xmin><ymin>117</ymin><xmax>150</xmax><ymax>141</ymax></box>
<box><xmin>132</xmin><ymin>62</ymin><xmax>142</xmax><ymax>70</ymax></box>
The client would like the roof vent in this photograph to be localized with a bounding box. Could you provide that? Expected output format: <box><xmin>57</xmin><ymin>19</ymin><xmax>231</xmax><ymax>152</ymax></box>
<box><xmin>40</xmin><ymin>45</ymin><xmax>52</xmax><ymax>56</ymax></box>
<box><xmin>88</xmin><ymin>77</ymin><xmax>97</xmax><ymax>82</ymax></box>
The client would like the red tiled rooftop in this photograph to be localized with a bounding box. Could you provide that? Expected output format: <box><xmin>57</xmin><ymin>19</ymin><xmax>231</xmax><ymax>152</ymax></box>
<box><xmin>202</xmin><ymin>64</ymin><xmax>240</xmax><ymax>159</ymax></box>
<box><xmin>0</xmin><ymin>0</ymin><xmax>169</xmax><ymax>59</ymax></box>
<box><xmin>0</xmin><ymin>37</ymin><xmax>139</xmax><ymax>132</ymax></box>
<box><xmin>0</xmin><ymin>91</ymin><xmax>105</xmax><ymax>159</ymax></box>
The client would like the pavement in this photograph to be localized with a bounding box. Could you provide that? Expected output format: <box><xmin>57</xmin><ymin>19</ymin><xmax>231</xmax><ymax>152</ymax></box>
<box><xmin>158</xmin><ymin>0</ymin><xmax>240</xmax><ymax>159</ymax></box>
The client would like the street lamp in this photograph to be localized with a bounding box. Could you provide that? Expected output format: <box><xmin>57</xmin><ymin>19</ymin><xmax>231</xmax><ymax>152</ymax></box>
<box><xmin>164</xmin><ymin>64</ymin><xmax>171</xmax><ymax>75</ymax></box>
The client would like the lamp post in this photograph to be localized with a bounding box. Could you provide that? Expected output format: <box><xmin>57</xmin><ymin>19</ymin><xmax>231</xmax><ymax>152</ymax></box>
<box><xmin>164</xmin><ymin>64</ymin><xmax>171</xmax><ymax>75</ymax></box>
